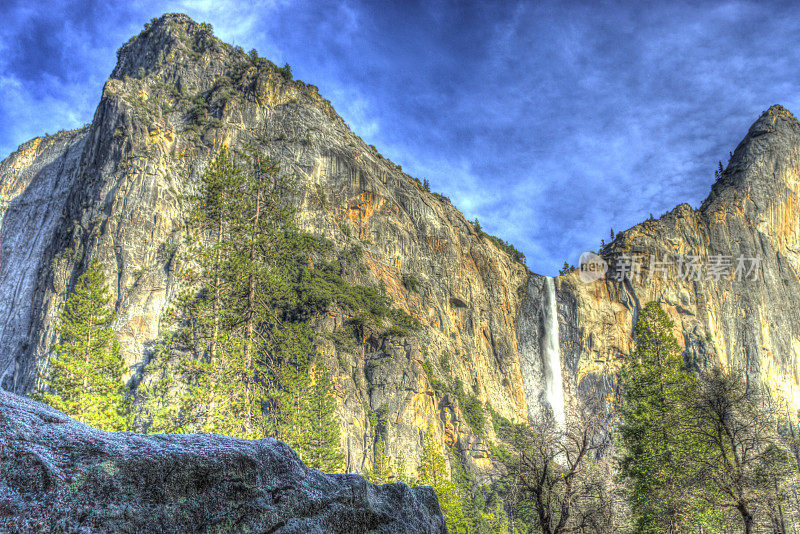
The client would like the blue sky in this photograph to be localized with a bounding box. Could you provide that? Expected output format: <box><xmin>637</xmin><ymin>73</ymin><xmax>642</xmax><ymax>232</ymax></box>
<box><xmin>2</xmin><ymin>1</ymin><xmax>800</xmax><ymax>275</ymax></box>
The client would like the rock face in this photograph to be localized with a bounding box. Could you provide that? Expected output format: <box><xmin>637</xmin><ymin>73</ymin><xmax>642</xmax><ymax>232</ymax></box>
<box><xmin>3</xmin><ymin>12</ymin><xmax>800</xmax><ymax>485</ymax></box>
<box><xmin>0</xmin><ymin>13</ymin><xmax>528</xmax><ymax>480</ymax></box>
<box><xmin>559</xmin><ymin>105</ymin><xmax>800</xmax><ymax>416</ymax></box>
<box><xmin>0</xmin><ymin>391</ymin><xmax>446</xmax><ymax>533</ymax></box>
<box><xmin>0</xmin><ymin>131</ymin><xmax>88</xmax><ymax>391</ymax></box>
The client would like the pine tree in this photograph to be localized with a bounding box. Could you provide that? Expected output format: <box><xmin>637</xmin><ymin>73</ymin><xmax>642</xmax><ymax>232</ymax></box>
<box><xmin>136</xmin><ymin>335</ymin><xmax>181</xmax><ymax>433</ymax></box>
<box><xmin>187</xmin><ymin>148</ymin><xmax>242</xmax><ymax>363</ymax></box>
<box><xmin>146</xmin><ymin>151</ymin><xmax>266</xmax><ymax>438</ymax></box>
<box><xmin>142</xmin><ymin>149</ymin><xmax>276</xmax><ymax>439</ymax></box>
<box><xmin>295</xmin><ymin>354</ymin><xmax>344</xmax><ymax>473</ymax></box>
<box><xmin>417</xmin><ymin>426</ymin><xmax>468</xmax><ymax>533</ymax></box>
<box><xmin>395</xmin><ymin>452</ymin><xmax>409</xmax><ymax>485</ymax></box>
<box><xmin>268</xmin><ymin>323</ymin><xmax>313</xmax><ymax>447</ymax></box>
<box><xmin>35</xmin><ymin>259</ymin><xmax>129</xmax><ymax>431</ymax></box>
<box><xmin>368</xmin><ymin>434</ymin><xmax>393</xmax><ymax>484</ymax></box>
<box><xmin>139</xmin><ymin>148</ymin><xmax>348</xmax><ymax>471</ymax></box>
<box><xmin>617</xmin><ymin>301</ymin><xmax>707</xmax><ymax>533</ymax></box>
<box><xmin>178</xmin><ymin>332</ymin><xmax>271</xmax><ymax>439</ymax></box>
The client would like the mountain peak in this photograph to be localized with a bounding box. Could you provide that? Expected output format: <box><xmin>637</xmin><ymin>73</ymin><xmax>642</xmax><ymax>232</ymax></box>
<box><xmin>111</xmin><ymin>13</ymin><xmax>225</xmax><ymax>81</ymax></box>
<box><xmin>103</xmin><ymin>12</ymin><xmax>340</xmax><ymax>149</ymax></box>
<box><xmin>731</xmin><ymin>104</ymin><xmax>800</xmax><ymax>164</ymax></box>
<box><xmin>701</xmin><ymin>103</ymin><xmax>800</xmax><ymax>214</ymax></box>
<box><xmin>745</xmin><ymin>104</ymin><xmax>799</xmax><ymax>138</ymax></box>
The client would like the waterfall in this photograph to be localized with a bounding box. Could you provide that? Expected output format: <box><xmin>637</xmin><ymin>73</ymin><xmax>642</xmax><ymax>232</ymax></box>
<box><xmin>543</xmin><ymin>277</ymin><xmax>566</xmax><ymax>427</ymax></box>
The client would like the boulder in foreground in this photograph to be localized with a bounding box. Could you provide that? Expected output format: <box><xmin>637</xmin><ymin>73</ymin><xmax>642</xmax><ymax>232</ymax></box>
<box><xmin>0</xmin><ymin>391</ymin><xmax>446</xmax><ymax>533</ymax></box>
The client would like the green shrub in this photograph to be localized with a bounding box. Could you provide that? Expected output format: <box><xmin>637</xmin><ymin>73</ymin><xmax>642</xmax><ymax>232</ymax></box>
<box><xmin>402</xmin><ymin>274</ymin><xmax>421</xmax><ymax>293</ymax></box>
<box><xmin>486</xmin><ymin>402</ymin><xmax>513</xmax><ymax>439</ymax></box>
<box><xmin>269</xmin><ymin>237</ymin><xmax>418</xmax><ymax>338</ymax></box>
<box><xmin>485</xmin><ymin>234</ymin><xmax>525</xmax><ymax>264</ymax></box>
<box><xmin>421</xmin><ymin>360</ymin><xmax>434</xmax><ymax>380</ymax></box>
<box><xmin>439</xmin><ymin>352</ymin><xmax>451</xmax><ymax>375</ymax></box>
<box><xmin>421</xmin><ymin>360</ymin><xmax>450</xmax><ymax>393</ymax></box>
<box><xmin>454</xmin><ymin>379</ymin><xmax>485</xmax><ymax>436</ymax></box>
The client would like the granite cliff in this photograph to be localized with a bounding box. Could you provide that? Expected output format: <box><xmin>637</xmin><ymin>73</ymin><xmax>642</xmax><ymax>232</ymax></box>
<box><xmin>2</xmin><ymin>13</ymin><xmax>799</xmax><ymax>485</ymax></box>
<box><xmin>561</xmin><ymin>104</ymin><xmax>800</xmax><ymax>417</ymax></box>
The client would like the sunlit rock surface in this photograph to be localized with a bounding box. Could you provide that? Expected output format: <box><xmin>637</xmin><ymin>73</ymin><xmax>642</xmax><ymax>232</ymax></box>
<box><xmin>563</xmin><ymin>105</ymin><xmax>800</xmax><ymax>415</ymax></box>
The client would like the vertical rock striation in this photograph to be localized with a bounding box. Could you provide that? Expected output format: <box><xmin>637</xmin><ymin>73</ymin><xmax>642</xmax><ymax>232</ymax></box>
<box><xmin>0</xmin><ymin>130</ymin><xmax>89</xmax><ymax>391</ymax></box>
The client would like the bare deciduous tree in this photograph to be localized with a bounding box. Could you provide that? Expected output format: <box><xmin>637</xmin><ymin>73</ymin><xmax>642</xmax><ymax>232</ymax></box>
<box><xmin>505</xmin><ymin>409</ymin><xmax>628</xmax><ymax>534</ymax></box>
<box><xmin>689</xmin><ymin>367</ymin><xmax>794</xmax><ymax>534</ymax></box>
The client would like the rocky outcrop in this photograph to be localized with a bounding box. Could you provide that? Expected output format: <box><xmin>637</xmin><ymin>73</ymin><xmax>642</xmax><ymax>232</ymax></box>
<box><xmin>556</xmin><ymin>105</ymin><xmax>800</xmax><ymax>416</ymax></box>
<box><xmin>4</xmin><ymin>12</ymin><xmax>800</xmax><ymax>487</ymax></box>
<box><xmin>0</xmin><ymin>391</ymin><xmax>446</xmax><ymax>533</ymax></box>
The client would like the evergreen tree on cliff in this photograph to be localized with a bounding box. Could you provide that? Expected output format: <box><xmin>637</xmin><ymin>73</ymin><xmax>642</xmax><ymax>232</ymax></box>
<box><xmin>35</xmin><ymin>259</ymin><xmax>129</xmax><ymax>431</ymax></box>
<box><xmin>617</xmin><ymin>302</ymin><xmax>712</xmax><ymax>533</ymax></box>
<box><xmin>301</xmin><ymin>360</ymin><xmax>345</xmax><ymax>472</ymax></box>
<box><xmin>416</xmin><ymin>425</ymin><xmax>468</xmax><ymax>533</ymax></box>
<box><xmin>367</xmin><ymin>434</ymin><xmax>393</xmax><ymax>484</ymax></box>
<box><xmin>141</xmin><ymin>149</ymin><xmax>344</xmax><ymax>465</ymax></box>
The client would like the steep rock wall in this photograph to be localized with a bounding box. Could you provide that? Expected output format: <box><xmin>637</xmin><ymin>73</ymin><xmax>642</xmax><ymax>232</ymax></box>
<box><xmin>0</xmin><ymin>15</ymin><xmax>529</xmax><ymax>479</ymax></box>
<box><xmin>0</xmin><ymin>130</ymin><xmax>88</xmax><ymax>390</ymax></box>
